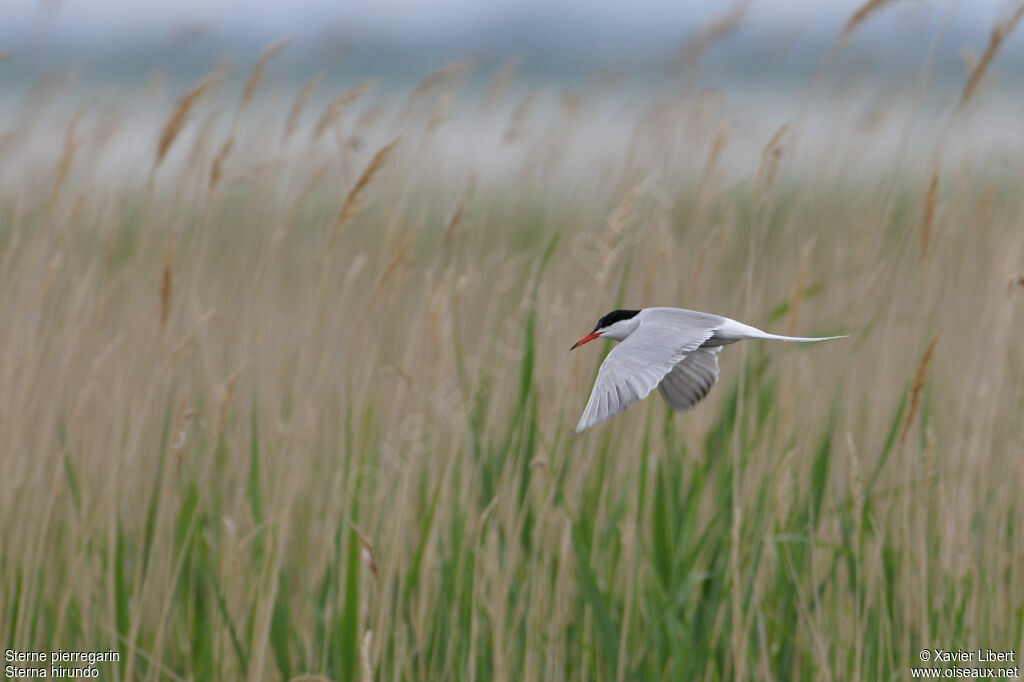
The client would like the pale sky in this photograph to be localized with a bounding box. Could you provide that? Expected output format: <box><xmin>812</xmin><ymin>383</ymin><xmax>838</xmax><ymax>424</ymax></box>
<box><xmin>0</xmin><ymin>0</ymin><xmax>1015</xmax><ymax>44</ymax></box>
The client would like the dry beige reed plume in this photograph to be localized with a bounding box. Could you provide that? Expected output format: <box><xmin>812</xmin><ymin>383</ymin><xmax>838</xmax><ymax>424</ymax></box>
<box><xmin>900</xmin><ymin>335</ymin><xmax>938</xmax><ymax>447</ymax></box>
<box><xmin>405</xmin><ymin>61</ymin><xmax>470</xmax><ymax>116</ymax></box>
<box><xmin>239</xmin><ymin>38</ymin><xmax>289</xmax><ymax>113</ymax></box>
<box><xmin>159</xmin><ymin>231</ymin><xmax>175</xmax><ymax>332</ymax></box>
<box><xmin>961</xmin><ymin>3</ymin><xmax>1024</xmax><ymax>106</ymax></box>
<box><xmin>960</xmin><ymin>48</ymin><xmax>980</xmax><ymax>74</ymax></box>
<box><xmin>840</xmin><ymin>0</ymin><xmax>905</xmax><ymax>40</ymax></box>
<box><xmin>208</xmin><ymin>39</ymin><xmax>288</xmax><ymax>190</ymax></box>
<box><xmin>163</xmin><ymin>310</ymin><xmax>216</xmax><ymax>371</ymax></box>
<box><xmin>443</xmin><ymin>172</ymin><xmax>477</xmax><ymax>244</ymax></box>
<box><xmin>209</xmin><ymin>135</ymin><xmax>234</xmax><ymax>190</ymax></box>
<box><xmin>283</xmin><ymin>159</ymin><xmax>332</xmax><ymax>229</ymax></box>
<box><xmin>312</xmin><ymin>80</ymin><xmax>376</xmax><ymax>142</ymax></box>
<box><xmin>593</xmin><ymin>182</ymin><xmax>640</xmax><ymax>283</ymax></box>
<box><xmin>49</xmin><ymin>111</ymin><xmax>81</xmax><ymax>209</ymax></box>
<box><xmin>503</xmin><ymin>89</ymin><xmax>542</xmax><ymax>142</ymax></box>
<box><xmin>215</xmin><ymin>361</ymin><xmax>249</xmax><ymax>440</ymax></box>
<box><xmin>155</xmin><ymin>71</ymin><xmax>219</xmax><ymax>168</ymax></box>
<box><xmin>786</xmin><ymin>240</ymin><xmax>814</xmax><ymax>336</ymax></box>
<box><xmin>427</xmin><ymin>92</ymin><xmax>452</xmax><ymax>133</ymax></box>
<box><xmin>91</xmin><ymin>106</ymin><xmax>124</xmax><ymax>151</ymax></box>
<box><xmin>330</xmin><ymin>136</ymin><xmax>401</xmax><ymax>247</ymax></box>
<box><xmin>689</xmin><ymin>233</ymin><xmax>714</xmax><ymax>289</ymax></box>
<box><xmin>593</xmin><ymin>173</ymin><xmax>670</xmax><ymax>285</ymax></box>
<box><xmin>754</xmin><ymin>123</ymin><xmax>789</xmax><ymax>199</ymax></box>
<box><xmin>702</xmin><ymin>125</ymin><xmax>728</xmax><ymax>183</ymax></box>
<box><xmin>682</xmin><ymin>0</ymin><xmax>749</xmax><ymax>68</ymax></box>
<box><xmin>560</xmin><ymin>91</ymin><xmax>581</xmax><ymax>120</ymax></box>
<box><xmin>360</xmin><ymin>631</ymin><xmax>374</xmax><ymax>681</ymax></box>
<box><xmin>25</xmin><ymin>69</ymin><xmax>77</xmax><ymax>114</ymax></box>
<box><xmin>484</xmin><ymin>55</ymin><xmax>522</xmax><ymax>108</ymax></box>
<box><xmin>921</xmin><ymin>168</ymin><xmax>938</xmax><ymax>266</ymax></box>
<box><xmin>368</xmin><ymin>234</ymin><xmax>414</xmax><ymax>304</ymax></box>
<box><xmin>383</xmin><ymin>363</ymin><xmax>414</xmax><ymax>391</ymax></box>
<box><xmin>443</xmin><ymin>196</ymin><xmax>466</xmax><ymax>246</ymax></box>
<box><xmin>356</xmin><ymin>104</ymin><xmax>386</xmax><ymax>131</ymax></box>
<box><xmin>171</xmin><ymin>401</ymin><xmax>199</xmax><ymax>471</ymax></box>
<box><xmin>349</xmin><ymin>523</ymin><xmax>380</xmax><ymax>581</ymax></box>
<box><xmin>0</xmin><ymin>50</ymin><xmax>9</xmax><ymax>60</ymax></box>
<box><xmin>185</xmin><ymin>112</ymin><xmax>219</xmax><ymax>176</ymax></box>
<box><xmin>282</xmin><ymin>73</ymin><xmax>321</xmax><ymax>143</ymax></box>
<box><xmin>414</xmin><ymin>61</ymin><xmax>469</xmax><ymax>99</ymax></box>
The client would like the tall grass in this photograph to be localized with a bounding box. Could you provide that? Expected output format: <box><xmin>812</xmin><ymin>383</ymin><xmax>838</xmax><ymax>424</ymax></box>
<box><xmin>1</xmin><ymin>31</ymin><xmax>1024</xmax><ymax>682</ymax></box>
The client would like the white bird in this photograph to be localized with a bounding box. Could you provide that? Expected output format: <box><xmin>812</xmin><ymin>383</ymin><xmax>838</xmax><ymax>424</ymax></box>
<box><xmin>571</xmin><ymin>307</ymin><xmax>847</xmax><ymax>433</ymax></box>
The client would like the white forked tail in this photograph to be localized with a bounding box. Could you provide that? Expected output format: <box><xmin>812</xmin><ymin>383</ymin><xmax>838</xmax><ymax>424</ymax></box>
<box><xmin>715</xmin><ymin>318</ymin><xmax>848</xmax><ymax>344</ymax></box>
<box><xmin>748</xmin><ymin>331</ymin><xmax>848</xmax><ymax>342</ymax></box>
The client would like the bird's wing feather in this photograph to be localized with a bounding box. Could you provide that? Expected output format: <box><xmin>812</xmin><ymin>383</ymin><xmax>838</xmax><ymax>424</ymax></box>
<box><xmin>576</xmin><ymin>310</ymin><xmax>718</xmax><ymax>432</ymax></box>
<box><xmin>657</xmin><ymin>347</ymin><xmax>721</xmax><ymax>410</ymax></box>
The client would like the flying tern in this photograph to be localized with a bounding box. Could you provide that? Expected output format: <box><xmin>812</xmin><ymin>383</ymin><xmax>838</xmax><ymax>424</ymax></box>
<box><xmin>571</xmin><ymin>307</ymin><xmax>846</xmax><ymax>432</ymax></box>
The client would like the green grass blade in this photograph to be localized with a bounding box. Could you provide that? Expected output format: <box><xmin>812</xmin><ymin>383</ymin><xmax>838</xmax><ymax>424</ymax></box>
<box><xmin>572</xmin><ymin>520</ymin><xmax>619</xmax><ymax>675</ymax></box>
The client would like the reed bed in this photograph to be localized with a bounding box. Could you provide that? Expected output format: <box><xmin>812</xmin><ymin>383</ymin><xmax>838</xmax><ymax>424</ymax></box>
<box><xmin>1</xmin><ymin>26</ymin><xmax>1024</xmax><ymax>682</ymax></box>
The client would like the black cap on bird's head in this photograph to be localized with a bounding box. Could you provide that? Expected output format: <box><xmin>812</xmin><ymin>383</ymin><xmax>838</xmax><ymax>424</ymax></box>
<box><xmin>571</xmin><ymin>309</ymin><xmax>641</xmax><ymax>350</ymax></box>
<box><xmin>594</xmin><ymin>309</ymin><xmax>641</xmax><ymax>332</ymax></box>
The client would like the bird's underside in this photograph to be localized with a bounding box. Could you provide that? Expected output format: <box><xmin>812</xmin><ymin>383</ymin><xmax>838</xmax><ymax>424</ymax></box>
<box><xmin>574</xmin><ymin>307</ymin><xmax>845</xmax><ymax>432</ymax></box>
<box><xmin>656</xmin><ymin>346</ymin><xmax>722</xmax><ymax>410</ymax></box>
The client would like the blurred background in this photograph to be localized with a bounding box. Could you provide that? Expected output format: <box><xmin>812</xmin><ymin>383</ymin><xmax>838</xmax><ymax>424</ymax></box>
<box><xmin>5</xmin><ymin>0</ymin><xmax>1024</xmax><ymax>186</ymax></box>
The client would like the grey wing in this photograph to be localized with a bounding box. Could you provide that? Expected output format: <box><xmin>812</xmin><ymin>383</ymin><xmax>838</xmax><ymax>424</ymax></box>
<box><xmin>657</xmin><ymin>347</ymin><xmax>721</xmax><ymax>410</ymax></box>
<box><xmin>576</xmin><ymin>313</ymin><xmax>715</xmax><ymax>433</ymax></box>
